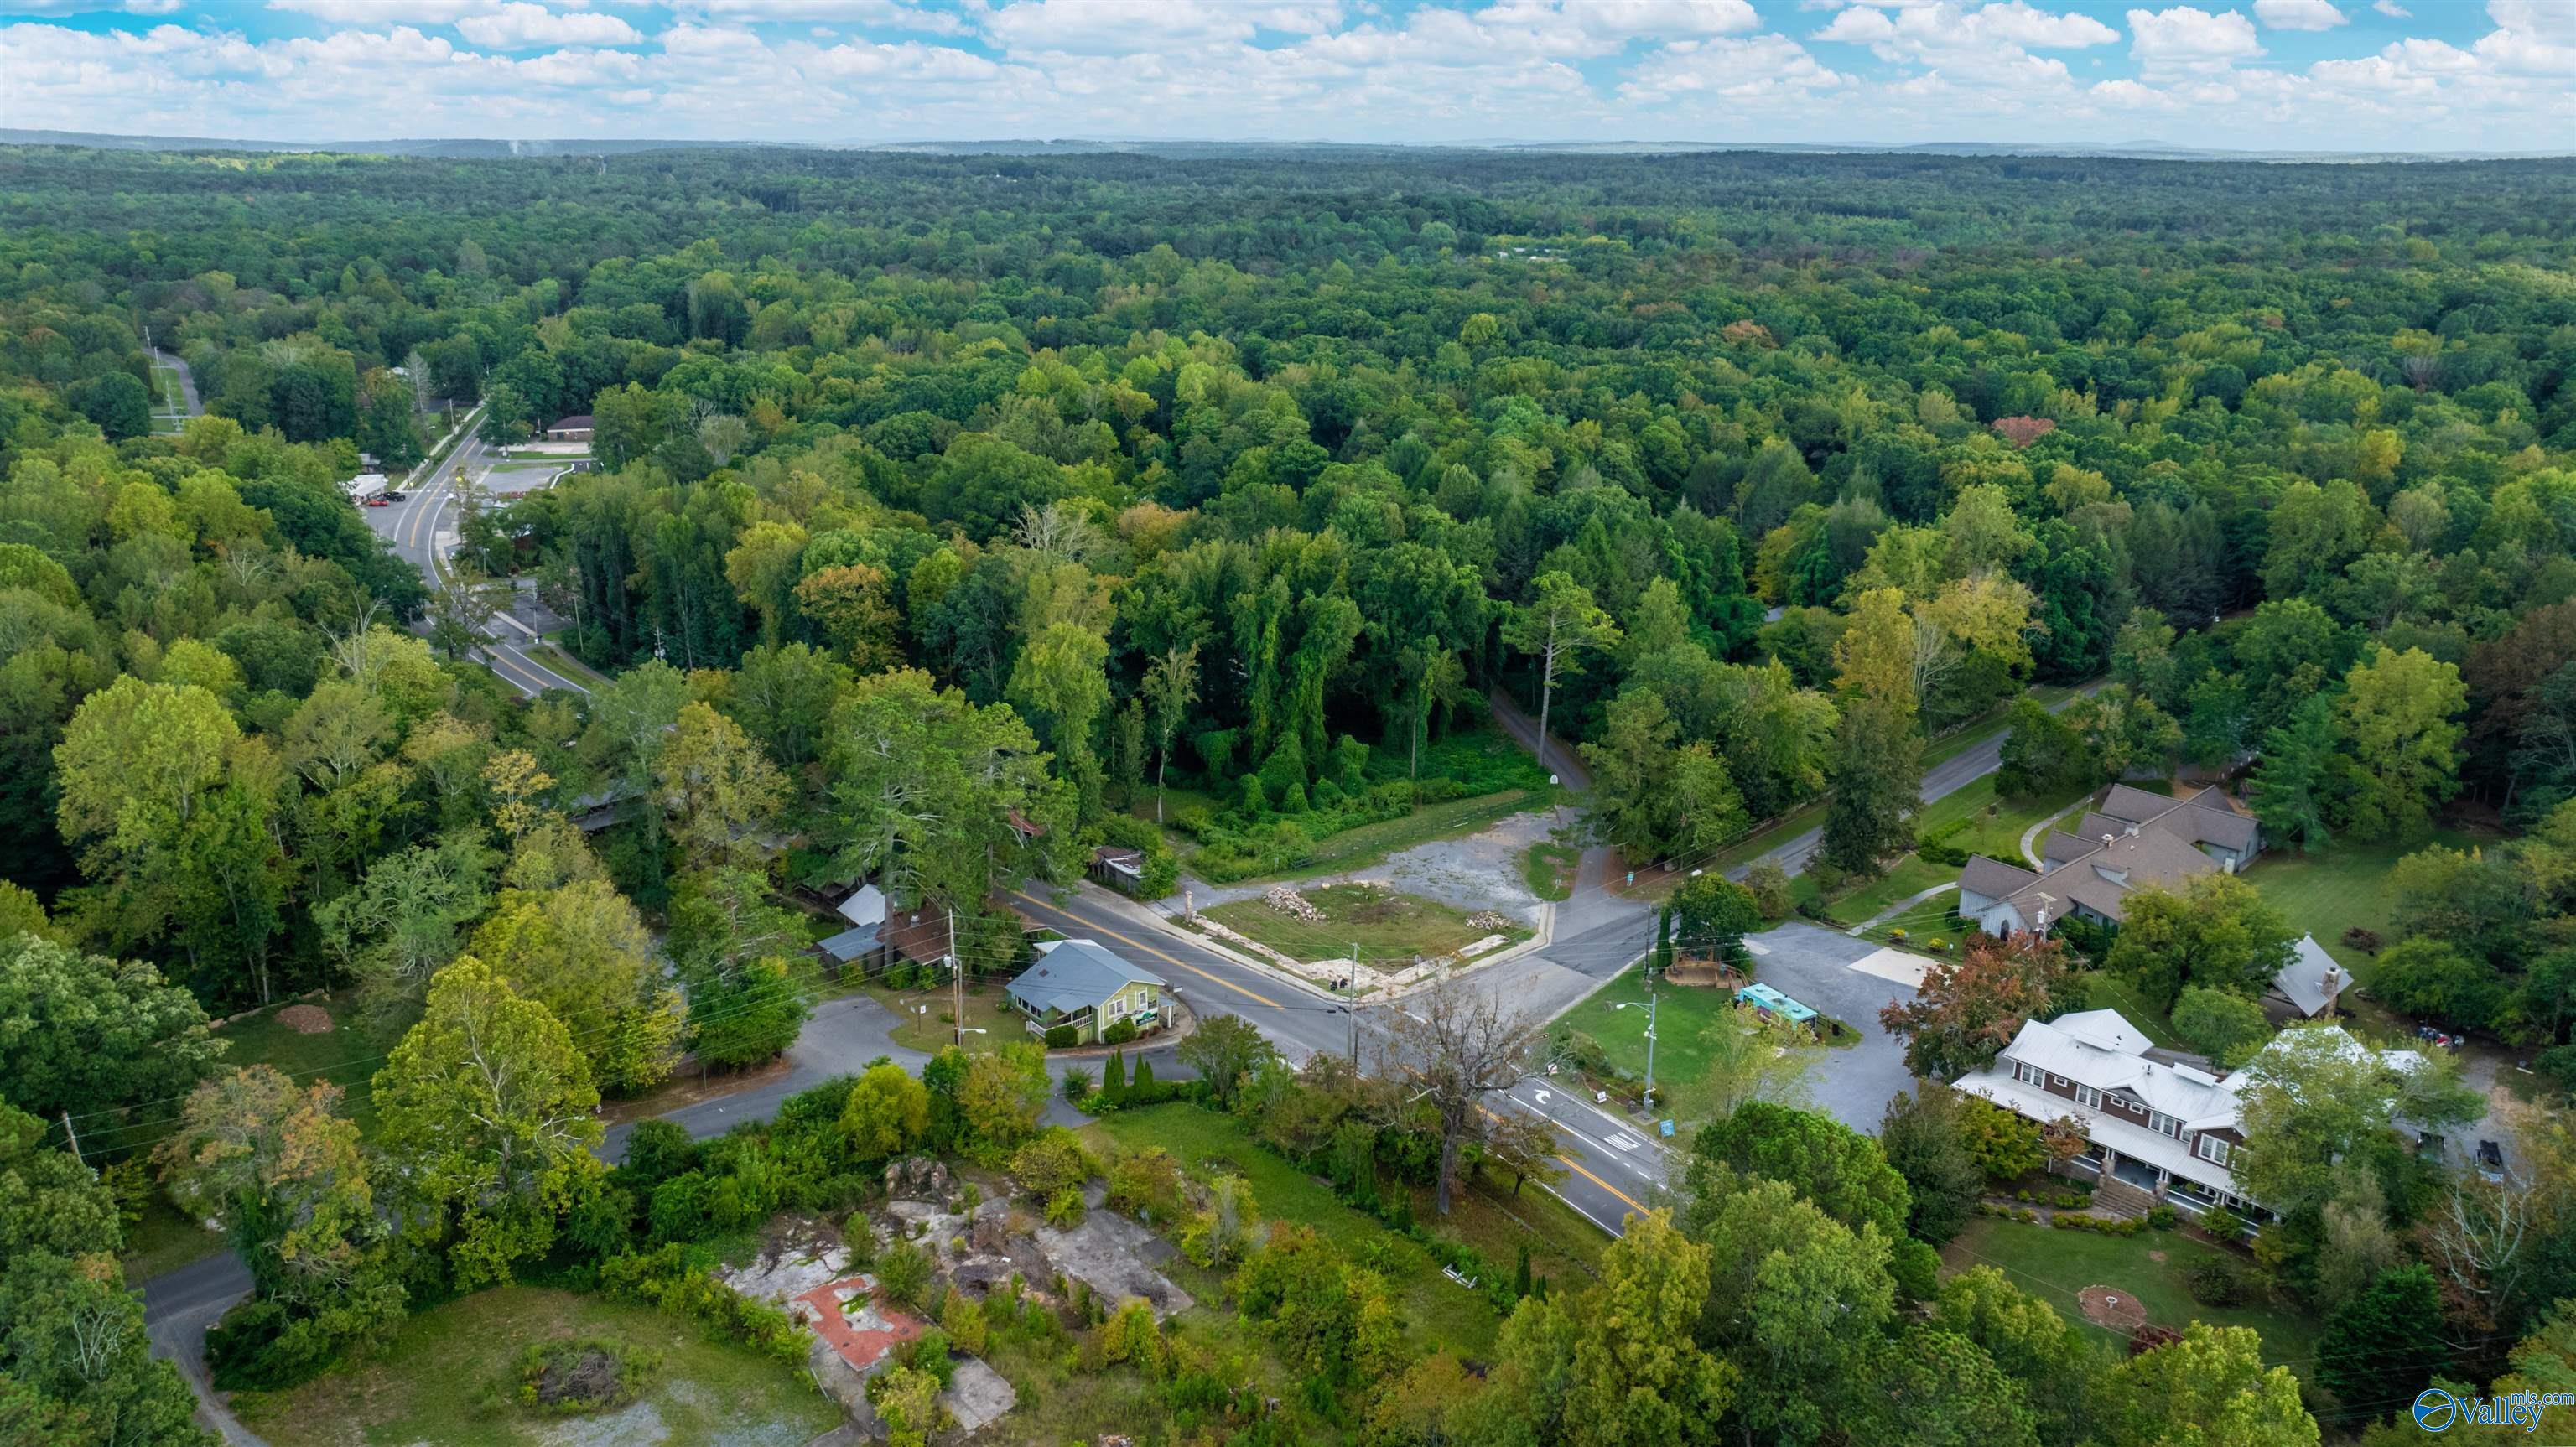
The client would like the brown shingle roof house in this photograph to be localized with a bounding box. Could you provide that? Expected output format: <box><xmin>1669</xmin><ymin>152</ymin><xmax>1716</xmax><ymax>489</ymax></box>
<box><xmin>1957</xmin><ymin>785</ymin><xmax>2264</xmax><ymax>937</ymax></box>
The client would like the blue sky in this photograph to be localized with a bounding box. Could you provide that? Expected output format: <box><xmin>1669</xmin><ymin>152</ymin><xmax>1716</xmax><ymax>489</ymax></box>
<box><xmin>3</xmin><ymin>0</ymin><xmax>2569</xmax><ymax>150</ymax></box>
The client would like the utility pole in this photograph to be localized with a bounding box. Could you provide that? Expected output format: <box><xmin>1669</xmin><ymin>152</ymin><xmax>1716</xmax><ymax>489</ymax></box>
<box><xmin>948</xmin><ymin>904</ymin><xmax>964</xmax><ymax>1048</ymax></box>
<box><xmin>60</xmin><ymin>1111</ymin><xmax>89</xmax><ymax>1175</ymax></box>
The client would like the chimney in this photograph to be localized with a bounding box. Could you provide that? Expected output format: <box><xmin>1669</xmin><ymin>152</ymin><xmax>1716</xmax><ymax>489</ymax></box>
<box><xmin>2321</xmin><ymin>964</ymin><xmax>2345</xmax><ymax>1015</ymax></box>
<box><xmin>2101</xmin><ymin>834</ymin><xmax>2116</xmax><ymax>848</ymax></box>
<box><xmin>2125</xmin><ymin>823</ymin><xmax>2140</xmax><ymax>838</ymax></box>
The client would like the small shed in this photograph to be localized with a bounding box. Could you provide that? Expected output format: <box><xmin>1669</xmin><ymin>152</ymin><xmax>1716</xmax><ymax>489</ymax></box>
<box><xmin>815</xmin><ymin>884</ymin><xmax>891</xmax><ymax>970</ymax></box>
<box><xmin>2269</xmin><ymin>933</ymin><xmax>2348</xmax><ymax>1019</ymax></box>
<box><xmin>1088</xmin><ymin>846</ymin><xmax>1145</xmax><ymax>890</ymax></box>
<box><xmin>1735</xmin><ymin>983</ymin><xmax>1818</xmax><ymax>1027</ymax></box>
<box><xmin>1005</xmin><ymin>938</ymin><xmax>1165</xmax><ymax>1044</ymax></box>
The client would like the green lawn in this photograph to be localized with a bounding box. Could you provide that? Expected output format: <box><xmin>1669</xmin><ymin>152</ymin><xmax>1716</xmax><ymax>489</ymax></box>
<box><xmin>1523</xmin><ymin>839</ymin><xmax>1580</xmax><ymax>901</ymax></box>
<box><xmin>210</xmin><ymin>994</ymin><xmax>424</xmax><ymax>1135</ymax></box>
<box><xmin>234</xmin><ymin>1286</ymin><xmax>839</xmax><ymax>1447</ymax></box>
<box><xmin>120</xmin><ymin>1196</ymin><xmax>226</xmax><ymax>1281</ymax></box>
<box><xmin>1203</xmin><ymin>883</ymin><xmax>1528</xmax><ymax>965</ymax></box>
<box><xmin>2248</xmin><ymin>830</ymin><xmax>2480</xmax><ymax>983</ymax></box>
<box><xmin>854</xmin><ymin>978</ymin><xmax>1026</xmax><ymax>1054</ymax></box>
<box><xmin>1555</xmin><ymin>964</ymin><xmax>1751</xmax><ymax>1100</ymax></box>
<box><xmin>1831</xmin><ymin>854</ymin><xmax>1958</xmax><ymax>930</ymax></box>
<box><xmin>528</xmin><ymin>636</ymin><xmax>613</xmax><ymax>688</ymax></box>
<box><xmin>2083</xmin><ymin>974</ymin><xmax>2183</xmax><ymax>1048</ymax></box>
<box><xmin>1941</xmin><ymin>1217</ymin><xmax>2319</xmax><ymax>1373</ymax></box>
<box><xmin>1085</xmin><ymin>1102</ymin><xmax>1509</xmax><ymax>1357</ymax></box>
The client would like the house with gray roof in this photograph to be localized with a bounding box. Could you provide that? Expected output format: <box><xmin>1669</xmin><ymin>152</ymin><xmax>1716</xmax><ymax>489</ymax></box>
<box><xmin>1005</xmin><ymin>938</ymin><xmax>1166</xmax><ymax>1044</ymax></box>
<box><xmin>2269</xmin><ymin>933</ymin><xmax>2350</xmax><ymax>1019</ymax></box>
<box><xmin>1957</xmin><ymin>784</ymin><xmax>2265</xmax><ymax>937</ymax></box>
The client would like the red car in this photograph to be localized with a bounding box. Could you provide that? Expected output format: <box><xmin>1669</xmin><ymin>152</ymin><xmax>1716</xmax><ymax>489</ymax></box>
<box><xmin>364</xmin><ymin>496</ymin><xmax>392</xmax><ymax>507</ymax></box>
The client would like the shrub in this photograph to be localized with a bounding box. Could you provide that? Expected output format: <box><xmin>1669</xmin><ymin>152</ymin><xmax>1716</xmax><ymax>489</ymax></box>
<box><xmin>1107</xmin><ymin>1146</ymin><xmax>1184</xmax><ymax>1225</ymax></box>
<box><xmin>842</xmin><ymin>1212</ymin><xmax>878</xmax><ymax>1266</ymax></box>
<box><xmin>2147</xmin><ymin>1205</ymin><xmax>2178</xmax><ymax>1230</ymax></box>
<box><xmin>875</xmin><ymin>1239</ymin><xmax>935</xmax><ymax>1311</ymax></box>
<box><xmin>2185</xmin><ymin>1257</ymin><xmax>2249</xmax><ymax>1307</ymax></box>
<box><xmin>1061</xmin><ymin>1065</ymin><xmax>1093</xmax><ymax>1102</ymax></box>
<box><xmin>1102</xmin><ymin>1019</ymin><xmax>1139</xmax><ymax>1045</ymax></box>
<box><xmin>1010</xmin><ymin>1128</ymin><xmax>1091</xmax><ymax>1201</ymax></box>
<box><xmin>1044</xmin><ymin>1024</ymin><xmax>1078</xmax><ymax>1049</ymax></box>
<box><xmin>2130</xmin><ymin>1324</ymin><xmax>2185</xmax><ymax>1356</ymax></box>
<box><xmin>1098</xmin><ymin>1298</ymin><xmax>1161</xmax><ymax>1366</ymax></box>
<box><xmin>517</xmin><ymin>1338</ymin><xmax>662</xmax><ymax>1414</ymax></box>
<box><xmin>1045</xmin><ymin>1185</ymin><xmax>1085</xmax><ymax>1228</ymax></box>
<box><xmin>940</xmin><ymin>1291</ymin><xmax>989</xmax><ymax>1356</ymax></box>
<box><xmin>869</xmin><ymin>1363</ymin><xmax>945</xmax><ymax>1447</ymax></box>
<box><xmin>1742</xmin><ymin>862</ymin><xmax>1794</xmax><ymax>921</ymax></box>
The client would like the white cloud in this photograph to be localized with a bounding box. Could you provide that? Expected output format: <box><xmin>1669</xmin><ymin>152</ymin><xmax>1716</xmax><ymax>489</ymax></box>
<box><xmin>983</xmin><ymin>0</ymin><xmax>1343</xmax><ymax>54</ymax></box>
<box><xmin>1619</xmin><ymin>33</ymin><xmax>1845</xmax><ymax>101</ymax></box>
<box><xmin>2</xmin><ymin>0</ymin><xmax>2565</xmax><ymax>152</ymax></box>
<box><xmin>456</xmin><ymin>3</ymin><xmax>639</xmax><ymax>46</ymax></box>
<box><xmin>684</xmin><ymin>0</ymin><xmax>964</xmax><ymax>29</ymax></box>
<box><xmin>1976</xmin><ymin>2</ymin><xmax>2122</xmax><ymax>48</ymax></box>
<box><xmin>3</xmin><ymin>0</ymin><xmax>182</xmax><ymax>13</ymax></box>
<box><xmin>2253</xmin><ymin>0</ymin><xmax>2344</xmax><ymax>29</ymax></box>
<box><xmin>2127</xmin><ymin>6</ymin><xmax>2262</xmax><ymax>74</ymax></box>
<box><xmin>266</xmin><ymin>0</ymin><xmax>510</xmax><ymax>20</ymax></box>
<box><xmin>2371</xmin><ymin>0</ymin><xmax>2407</xmax><ymax>14</ymax></box>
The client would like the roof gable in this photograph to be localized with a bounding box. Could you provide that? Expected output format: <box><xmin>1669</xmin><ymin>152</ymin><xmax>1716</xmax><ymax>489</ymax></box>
<box><xmin>1006</xmin><ymin>937</ymin><xmax>1164</xmax><ymax>1015</ymax></box>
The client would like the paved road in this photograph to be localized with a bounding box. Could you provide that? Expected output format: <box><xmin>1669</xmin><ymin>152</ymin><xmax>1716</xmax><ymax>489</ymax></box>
<box><xmin>1010</xmin><ymin>884</ymin><xmax>1669</xmax><ymax>1237</ymax></box>
<box><xmin>148</xmin><ymin>345</ymin><xmax>203</xmax><ymax>423</ymax></box>
<box><xmin>1728</xmin><ymin>686</ymin><xmax>2102</xmax><ymax>880</ymax></box>
<box><xmin>142</xmin><ymin>1253</ymin><xmax>263</xmax><ymax>1446</ymax></box>
<box><xmin>360</xmin><ymin>412</ymin><xmax>590</xmax><ymax>698</ymax></box>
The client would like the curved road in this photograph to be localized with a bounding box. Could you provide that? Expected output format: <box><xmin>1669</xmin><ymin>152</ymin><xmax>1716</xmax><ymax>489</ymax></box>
<box><xmin>361</xmin><ymin>412</ymin><xmax>592</xmax><ymax>698</ymax></box>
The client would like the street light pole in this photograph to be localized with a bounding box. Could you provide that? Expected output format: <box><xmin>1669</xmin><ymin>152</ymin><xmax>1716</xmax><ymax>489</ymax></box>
<box><xmin>1613</xmin><ymin>990</ymin><xmax>1660</xmax><ymax>1113</ymax></box>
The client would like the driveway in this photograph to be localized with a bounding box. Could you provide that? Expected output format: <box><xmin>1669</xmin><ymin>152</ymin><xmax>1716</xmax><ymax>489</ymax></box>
<box><xmin>1740</xmin><ymin>921</ymin><xmax>1924</xmax><ymax>1135</ymax></box>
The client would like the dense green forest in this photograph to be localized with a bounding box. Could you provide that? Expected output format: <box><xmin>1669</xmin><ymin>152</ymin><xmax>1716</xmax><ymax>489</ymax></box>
<box><xmin>5</xmin><ymin>143</ymin><xmax>2576</xmax><ymax>1447</ymax></box>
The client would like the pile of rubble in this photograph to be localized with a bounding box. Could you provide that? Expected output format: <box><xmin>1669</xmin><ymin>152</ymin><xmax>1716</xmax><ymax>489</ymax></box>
<box><xmin>1466</xmin><ymin>910</ymin><xmax>1514</xmax><ymax>933</ymax></box>
<box><xmin>1261</xmin><ymin>884</ymin><xmax>1323</xmax><ymax>922</ymax></box>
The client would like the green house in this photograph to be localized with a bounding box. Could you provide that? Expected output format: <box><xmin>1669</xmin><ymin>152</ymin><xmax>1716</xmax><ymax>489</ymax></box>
<box><xmin>1005</xmin><ymin>938</ymin><xmax>1166</xmax><ymax>1044</ymax></box>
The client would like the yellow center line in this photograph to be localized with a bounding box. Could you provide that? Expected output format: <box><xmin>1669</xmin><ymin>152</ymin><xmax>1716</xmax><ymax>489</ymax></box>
<box><xmin>1478</xmin><ymin>1103</ymin><xmax>1648</xmax><ymax>1218</ymax></box>
<box><xmin>1553</xmin><ymin>1152</ymin><xmax>1648</xmax><ymax>1217</ymax></box>
<box><xmin>1008</xmin><ymin>892</ymin><xmax>1282</xmax><ymax>1009</ymax></box>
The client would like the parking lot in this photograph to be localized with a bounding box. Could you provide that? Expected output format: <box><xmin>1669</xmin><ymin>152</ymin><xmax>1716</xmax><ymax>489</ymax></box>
<box><xmin>1737</xmin><ymin>921</ymin><xmax>1924</xmax><ymax>1134</ymax></box>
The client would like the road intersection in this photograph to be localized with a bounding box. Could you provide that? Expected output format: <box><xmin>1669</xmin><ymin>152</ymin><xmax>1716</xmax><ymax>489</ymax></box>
<box><xmin>361</xmin><ymin>412</ymin><xmax>591</xmax><ymax>698</ymax></box>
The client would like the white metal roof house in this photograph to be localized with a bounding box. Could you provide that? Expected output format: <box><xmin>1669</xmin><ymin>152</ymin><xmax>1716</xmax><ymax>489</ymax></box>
<box><xmin>1954</xmin><ymin>1012</ymin><xmax>2445</xmax><ymax>1223</ymax></box>
<box><xmin>1957</xmin><ymin>785</ymin><xmax>2264</xmax><ymax>938</ymax></box>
